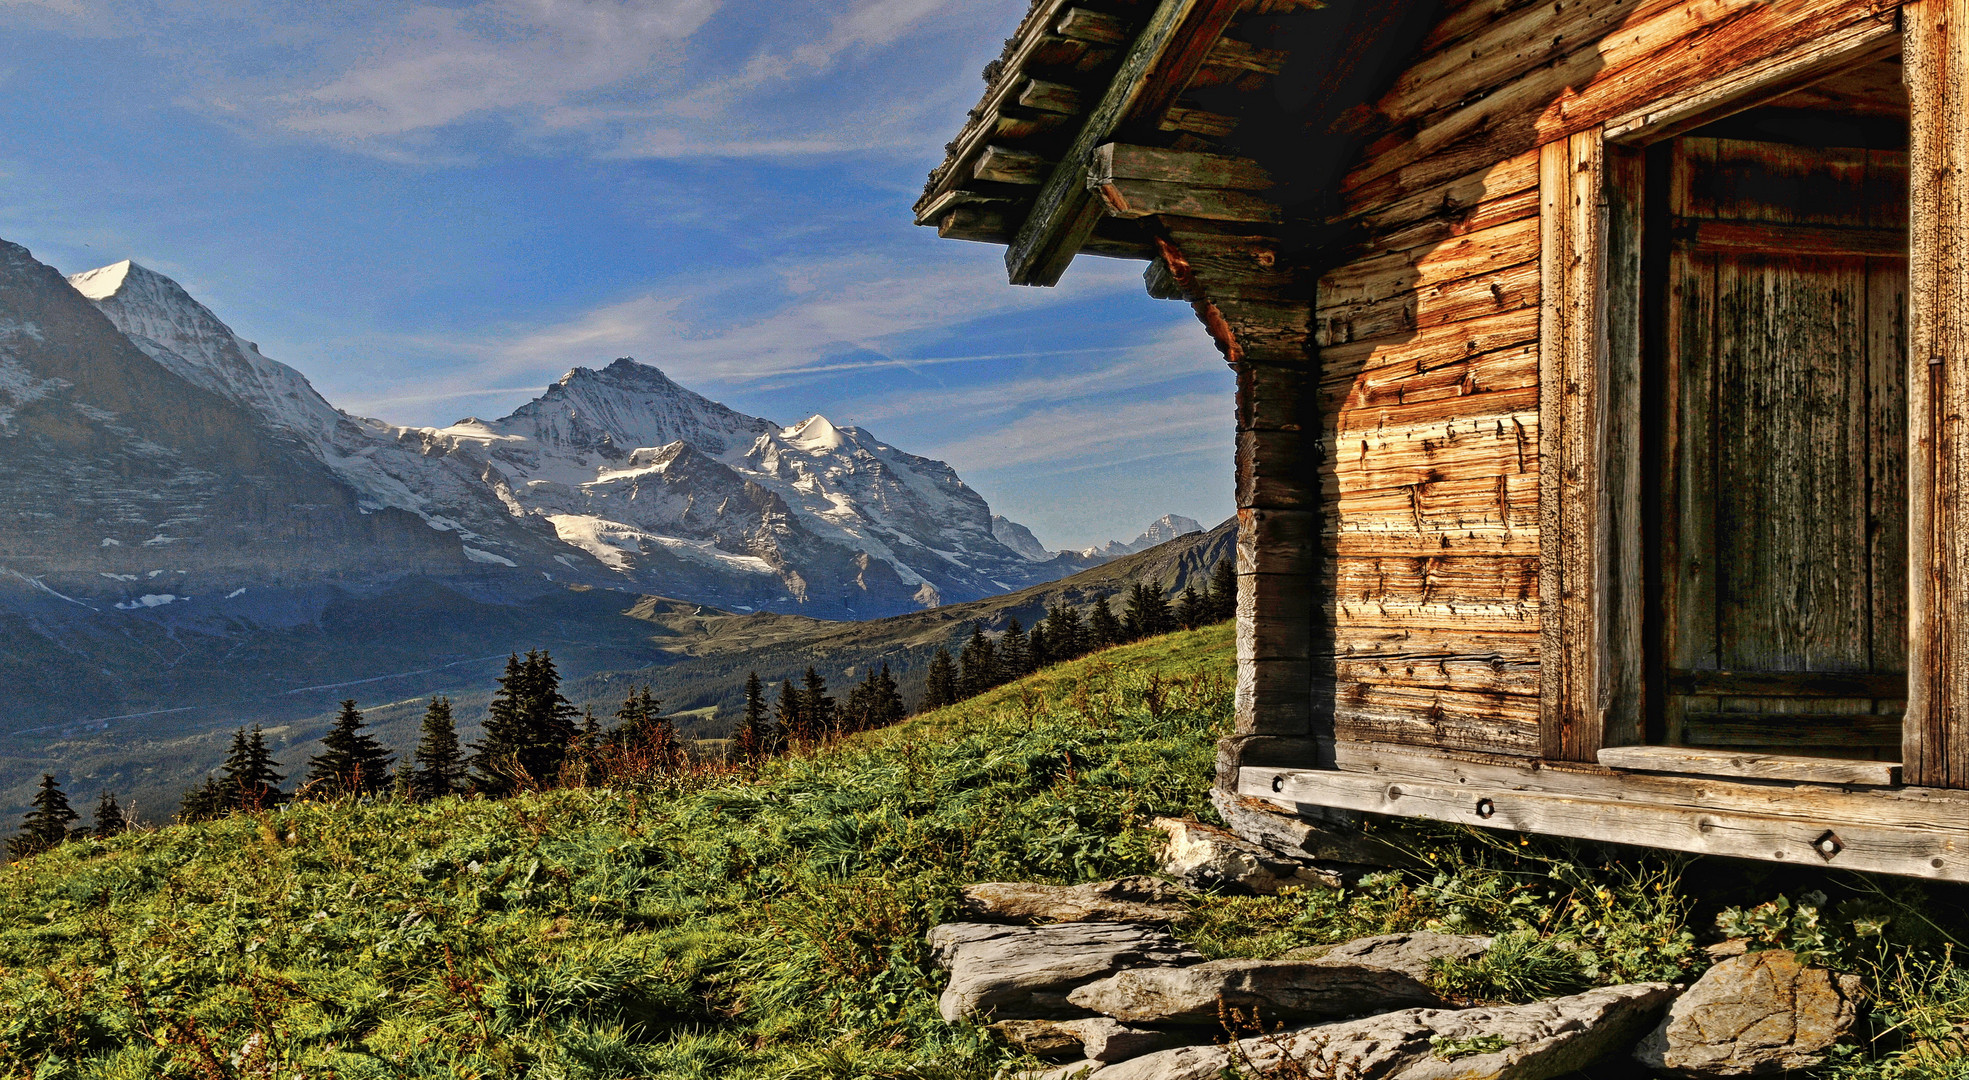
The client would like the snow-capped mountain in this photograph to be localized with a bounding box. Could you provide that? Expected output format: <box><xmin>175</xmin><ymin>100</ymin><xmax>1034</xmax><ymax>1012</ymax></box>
<box><xmin>56</xmin><ymin>254</ymin><xmax>1070</xmax><ymax>618</ymax></box>
<box><xmin>992</xmin><ymin>515</ymin><xmax>1052</xmax><ymax>562</ymax></box>
<box><xmin>1080</xmin><ymin>514</ymin><xmax>1206</xmax><ymax>559</ymax></box>
<box><xmin>426</xmin><ymin>359</ymin><xmax>1050</xmax><ymax>615</ymax></box>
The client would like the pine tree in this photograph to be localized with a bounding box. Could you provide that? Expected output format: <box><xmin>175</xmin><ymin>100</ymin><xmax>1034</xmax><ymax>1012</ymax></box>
<box><xmin>958</xmin><ymin>624</ymin><xmax>998</xmax><ymax>697</ymax></box>
<box><xmin>1046</xmin><ymin>603</ymin><xmax>1086</xmax><ymax>661</ymax></box>
<box><xmin>842</xmin><ymin>669</ymin><xmax>876</xmax><ymax>734</ymax></box>
<box><xmin>306</xmin><ymin>700</ymin><xmax>395</xmax><ymax>799</ymax></box>
<box><xmin>922</xmin><ymin>648</ymin><xmax>959</xmax><ymax>710</ymax></box>
<box><xmin>1028</xmin><ymin>623</ymin><xmax>1050</xmax><ymax>669</ymax></box>
<box><xmin>612</xmin><ymin>686</ymin><xmax>678</xmax><ymax>771</ymax></box>
<box><xmin>737</xmin><ymin>671</ymin><xmax>775</xmax><ymax>761</ymax></box>
<box><xmin>801</xmin><ymin>667</ymin><xmax>836</xmax><ymax>739</ymax></box>
<box><xmin>472</xmin><ymin>653</ymin><xmax>529</xmax><ymax>792</ymax></box>
<box><xmin>1123</xmin><ymin>581</ymin><xmax>1171</xmax><ymax>639</ymax></box>
<box><xmin>223</xmin><ymin>725</ymin><xmax>285</xmax><ymax>811</ymax></box>
<box><xmin>577</xmin><ymin>707</ymin><xmax>601</xmax><ymax>756</ymax></box>
<box><xmin>410</xmin><ymin>696</ymin><xmax>467</xmax><ymax>801</ymax></box>
<box><xmin>9</xmin><ymin>775</ymin><xmax>77</xmax><ymax>859</ymax></box>
<box><xmin>999</xmin><ymin>618</ymin><xmax>1030</xmax><ymax>679</ymax></box>
<box><xmin>874</xmin><ymin>663</ymin><xmax>906</xmax><ymax>727</ymax></box>
<box><xmin>178</xmin><ymin>777</ymin><xmax>227</xmax><ymax>824</ymax></box>
<box><xmin>92</xmin><ymin>790</ymin><xmax>126</xmax><ymax>839</ymax></box>
<box><xmin>1209</xmin><ymin>558</ymin><xmax>1238</xmax><ymax>622</ymax></box>
<box><xmin>775</xmin><ymin>679</ymin><xmax>806</xmax><ymax>746</ymax></box>
<box><xmin>1175</xmin><ymin>585</ymin><xmax>1203</xmax><ymax>630</ymax></box>
<box><xmin>1088</xmin><ymin>596</ymin><xmax>1124</xmax><ymax>648</ymax></box>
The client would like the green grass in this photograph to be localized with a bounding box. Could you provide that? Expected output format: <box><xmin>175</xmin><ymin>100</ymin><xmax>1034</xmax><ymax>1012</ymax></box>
<box><xmin>5</xmin><ymin>622</ymin><xmax>1969</xmax><ymax>1079</ymax></box>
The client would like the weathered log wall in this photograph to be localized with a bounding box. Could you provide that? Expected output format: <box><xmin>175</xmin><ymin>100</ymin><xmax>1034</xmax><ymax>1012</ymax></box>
<box><xmin>1310</xmin><ymin>0</ymin><xmax>1899</xmax><ymax>757</ymax></box>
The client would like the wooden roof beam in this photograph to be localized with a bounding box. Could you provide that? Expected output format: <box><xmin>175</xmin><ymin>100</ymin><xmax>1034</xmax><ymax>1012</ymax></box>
<box><xmin>1006</xmin><ymin>0</ymin><xmax>1245</xmax><ymax>287</ymax></box>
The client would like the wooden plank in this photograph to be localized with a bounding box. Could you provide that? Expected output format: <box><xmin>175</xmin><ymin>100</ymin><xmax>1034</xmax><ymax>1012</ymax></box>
<box><xmin>1317</xmin><ymin>260</ymin><xmax>1540</xmax><ymax>347</ymax></box>
<box><xmin>1328</xmin><ymin>473</ymin><xmax>1539</xmax><ymax>557</ymax></box>
<box><xmin>1324</xmin><ymin>342</ymin><xmax>1539</xmax><ymax>414</ymax></box>
<box><xmin>1019</xmin><ymin>79</ymin><xmax>1085</xmax><ymax>114</ymax></box>
<box><xmin>1332</xmin><ymin>655</ymin><xmax>1541</xmax><ymax>696</ymax></box>
<box><xmin>1160</xmin><ymin>106</ymin><xmax>1237</xmax><ymax>138</ymax></box>
<box><xmin>1008</xmin><ymin>0</ymin><xmax>1244</xmax><ymax>286</ymax></box>
<box><xmin>1903</xmin><ymin>0</ymin><xmax>1969</xmax><ymax>791</ymax></box>
<box><xmin>1345</xmin><ymin>0</ymin><xmax>1887</xmax><ymax>195</ymax></box>
<box><xmin>1869</xmin><ymin>251</ymin><xmax>1910</xmax><ymax>681</ymax></box>
<box><xmin>1669</xmin><ymin>670</ymin><xmax>1908</xmax><ymax>698</ymax></box>
<box><xmin>1094</xmin><ymin>177</ymin><xmax>1283</xmax><ymax>223</ymax></box>
<box><xmin>1598</xmin><ymin>746</ymin><xmax>1902</xmax><ymax>787</ymax></box>
<box><xmin>1603</xmin><ymin>20</ymin><xmax>1903</xmax><ymax>143</ymax></box>
<box><xmin>1243</xmin><ymin>766</ymin><xmax>1969</xmax><ymax>882</ymax></box>
<box><xmin>1093</xmin><ymin>143</ymin><xmax>1274</xmax><ymax>190</ymax></box>
<box><xmin>974</xmin><ymin>145</ymin><xmax>1051</xmax><ymax>185</ymax></box>
<box><xmin>1200</xmin><ymin>35</ymin><xmax>1288</xmax><ymax>75</ymax></box>
<box><xmin>1327</xmin><ymin>683</ymin><xmax>1543</xmax><ymax>755</ymax></box>
<box><xmin>1539</xmin><ymin>129</ymin><xmax>1610</xmax><ymax>763</ymax></box>
<box><xmin>1684</xmin><ymin>713</ymin><xmax>1904</xmax><ymax>749</ymax></box>
<box><xmin>1350</xmin><ymin>150</ymin><xmax>1541</xmax><ymax>239</ymax></box>
<box><xmin>1329</xmin><ymin>411</ymin><xmax>1536</xmax><ymax>495</ymax></box>
<box><xmin>1319</xmin><ymin>307</ymin><xmax>1540</xmax><ymax>380</ymax></box>
<box><xmin>1678</xmin><ymin>221</ymin><xmax>1908</xmax><ymax>259</ymax></box>
<box><xmin>1057</xmin><ymin>7</ymin><xmax>1130</xmax><ymax>44</ymax></box>
<box><xmin>1320</xmin><ymin>216</ymin><xmax>1540</xmax><ymax>310</ymax></box>
<box><xmin>1603</xmin><ymin>143</ymin><xmax>1647</xmax><ymax>751</ymax></box>
<box><xmin>1378</xmin><ymin>0</ymin><xmax>1653</xmax><ymax>128</ymax></box>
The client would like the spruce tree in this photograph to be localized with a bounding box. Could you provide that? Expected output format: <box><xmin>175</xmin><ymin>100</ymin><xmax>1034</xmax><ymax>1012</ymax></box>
<box><xmin>1123</xmin><ymin>581</ymin><xmax>1171</xmax><ymax>639</ymax></box>
<box><xmin>1088</xmin><ymin>596</ymin><xmax>1124</xmax><ymax>648</ymax></box>
<box><xmin>775</xmin><ymin>679</ymin><xmax>806</xmax><ymax>746</ymax></box>
<box><xmin>306</xmin><ymin>700</ymin><xmax>395</xmax><ymax>799</ymax></box>
<box><xmin>1175</xmin><ymin>586</ymin><xmax>1203</xmax><ymax>631</ymax></box>
<box><xmin>92</xmin><ymin>790</ymin><xmax>126</xmax><ymax>839</ymax></box>
<box><xmin>520</xmin><ymin>651</ymin><xmax>579</xmax><ymax>782</ymax></box>
<box><xmin>801</xmin><ymin>667</ymin><xmax>835</xmax><ymax>739</ymax></box>
<box><xmin>223</xmin><ymin>725</ymin><xmax>285</xmax><ymax>810</ymax></box>
<box><xmin>1028</xmin><ymin>623</ymin><xmax>1050</xmax><ymax>669</ymax></box>
<box><xmin>922</xmin><ymin>648</ymin><xmax>959</xmax><ymax>710</ymax></box>
<box><xmin>1209</xmin><ymin>558</ymin><xmax>1238</xmax><ymax>622</ymax></box>
<box><xmin>472</xmin><ymin>653</ymin><xmax>529</xmax><ymax>792</ymax></box>
<box><xmin>411</xmin><ymin>696</ymin><xmax>467</xmax><ymax>801</ymax></box>
<box><xmin>999</xmin><ymin>618</ymin><xmax>1030</xmax><ymax>679</ymax></box>
<box><xmin>958</xmin><ymin>624</ymin><xmax>998</xmax><ymax>697</ymax></box>
<box><xmin>9</xmin><ymin>775</ymin><xmax>77</xmax><ymax>859</ymax></box>
<box><xmin>738</xmin><ymin>671</ymin><xmax>775</xmax><ymax>761</ymax></box>
<box><xmin>612</xmin><ymin>686</ymin><xmax>678</xmax><ymax>771</ymax></box>
<box><xmin>1046</xmin><ymin>603</ymin><xmax>1086</xmax><ymax>661</ymax></box>
<box><xmin>178</xmin><ymin>777</ymin><xmax>227</xmax><ymax>824</ymax></box>
<box><xmin>842</xmin><ymin>669</ymin><xmax>875</xmax><ymax>734</ymax></box>
<box><xmin>874</xmin><ymin>663</ymin><xmax>906</xmax><ymax>727</ymax></box>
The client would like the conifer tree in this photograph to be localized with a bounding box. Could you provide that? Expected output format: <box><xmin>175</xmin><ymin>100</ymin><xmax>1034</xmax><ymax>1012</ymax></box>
<box><xmin>775</xmin><ymin>679</ymin><xmax>806</xmax><ymax>746</ymax></box>
<box><xmin>612</xmin><ymin>686</ymin><xmax>678</xmax><ymax>771</ymax></box>
<box><xmin>223</xmin><ymin>725</ymin><xmax>285</xmax><ymax>810</ymax></box>
<box><xmin>1175</xmin><ymin>586</ymin><xmax>1203</xmax><ymax>631</ymax></box>
<box><xmin>958</xmin><ymin>624</ymin><xmax>998</xmax><ymax>697</ymax></box>
<box><xmin>922</xmin><ymin>648</ymin><xmax>959</xmax><ymax>710</ymax></box>
<box><xmin>577</xmin><ymin>707</ymin><xmax>601</xmax><ymax>756</ymax></box>
<box><xmin>1088</xmin><ymin>596</ymin><xmax>1124</xmax><ymax>649</ymax></box>
<box><xmin>472</xmin><ymin>653</ymin><xmax>529</xmax><ymax>792</ymax></box>
<box><xmin>874</xmin><ymin>663</ymin><xmax>906</xmax><ymax>727</ymax></box>
<box><xmin>1028</xmin><ymin>623</ymin><xmax>1050</xmax><ymax>669</ymax></box>
<box><xmin>411</xmin><ymin>696</ymin><xmax>467</xmax><ymax>801</ymax></box>
<box><xmin>737</xmin><ymin>671</ymin><xmax>775</xmax><ymax>761</ymax></box>
<box><xmin>842</xmin><ymin>669</ymin><xmax>875</xmax><ymax>734</ymax></box>
<box><xmin>1123</xmin><ymin>581</ymin><xmax>1171</xmax><ymax>639</ymax></box>
<box><xmin>306</xmin><ymin>700</ymin><xmax>395</xmax><ymax>799</ymax></box>
<box><xmin>801</xmin><ymin>667</ymin><xmax>835</xmax><ymax>739</ymax></box>
<box><xmin>9</xmin><ymin>775</ymin><xmax>77</xmax><ymax>859</ymax></box>
<box><xmin>1046</xmin><ymin>603</ymin><xmax>1086</xmax><ymax>661</ymax></box>
<box><xmin>92</xmin><ymin>790</ymin><xmax>126</xmax><ymax>839</ymax></box>
<box><xmin>1209</xmin><ymin>558</ymin><xmax>1238</xmax><ymax>622</ymax></box>
<box><xmin>178</xmin><ymin>777</ymin><xmax>227</xmax><ymax>824</ymax></box>
<box><xmin>999</xmin><ymin>618</ymin><xmax>1030</xmax><ymax>679</ymax></box>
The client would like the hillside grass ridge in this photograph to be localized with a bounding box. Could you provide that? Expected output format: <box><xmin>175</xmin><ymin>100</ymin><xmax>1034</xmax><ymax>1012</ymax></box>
<box><xmin>3</xmin><ymin>624</ymin><xmax>1968</xmax><ymax>1079</ymax></box>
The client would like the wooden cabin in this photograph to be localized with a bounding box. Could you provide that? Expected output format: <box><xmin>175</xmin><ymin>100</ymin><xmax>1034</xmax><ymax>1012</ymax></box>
<box><xmin>917</xmin><ymin>0</ymin><xmax>1969</xmax><ymax>881</ymax></box>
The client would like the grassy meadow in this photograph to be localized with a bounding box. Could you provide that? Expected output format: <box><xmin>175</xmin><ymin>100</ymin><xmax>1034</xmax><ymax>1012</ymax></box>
<box><xmin>4</xmin><ymin>623</ymin><xmax>1969</xmax><ymax>1079</ymax></box>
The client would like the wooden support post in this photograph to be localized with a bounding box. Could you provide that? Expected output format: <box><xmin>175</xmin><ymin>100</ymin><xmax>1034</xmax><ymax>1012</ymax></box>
<box><xmin>1905</xmin><ymin>0</ymin><xmax>1969</xmax><ymax>789</ymax></box>
<box><xmin>1538</xmin><ymin>128</ymin><xmax>1630</xmax><ymax>763</ymax></box>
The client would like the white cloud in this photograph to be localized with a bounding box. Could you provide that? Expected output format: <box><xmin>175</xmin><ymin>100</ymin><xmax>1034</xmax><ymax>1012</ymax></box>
<box><xmin>931</xmin><ymin>393</ymin><xmax>1233</xmax><ymax>473</ymax></box>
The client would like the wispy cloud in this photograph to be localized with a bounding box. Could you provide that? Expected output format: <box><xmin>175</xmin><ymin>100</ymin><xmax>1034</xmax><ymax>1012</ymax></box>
<box><xmin>930</xmin><ymin>394</ymin><xmax>1233</xmax><ymax>473</ymax></box>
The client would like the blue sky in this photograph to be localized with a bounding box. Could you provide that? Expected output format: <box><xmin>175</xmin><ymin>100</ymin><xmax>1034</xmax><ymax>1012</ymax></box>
<box><xmin>0</xmin><ymin>0</ymin><xmax>1232</xmax><ymax>550</ymax></box>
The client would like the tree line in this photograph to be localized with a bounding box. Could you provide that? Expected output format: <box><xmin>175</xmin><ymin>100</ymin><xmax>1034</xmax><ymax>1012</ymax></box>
<box><xmin>9</xmin><ymin>559</ymin><xmax>1236</xmax><ymax>857</ymax></box>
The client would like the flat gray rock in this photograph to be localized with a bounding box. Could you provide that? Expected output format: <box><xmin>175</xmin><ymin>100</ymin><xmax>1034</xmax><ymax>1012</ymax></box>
<box><xmin>1633</xmin><ymin>950</ymin><xmax>1861</xmax><ymax>1076</ymax></box>
<box><xmin>961</xmin><ymin>877</ymin><xmax>1195</xmax><ymax>925</ymax></box>
<box><xmin>1152</xmin><ymin>817</ymin><xmax>1338</xmax><ymax>895</ymax></box>
<box><xmin>1210</xmin><ymin>788</ymin><xmax>1418</xmax><ymax>868</ymax></box>
<box><xmin>929</xmin><ymin>921</ymin><xmax>1204</xmax><ymax>1023</ymax></box>
<box><xmin>1288</xmin><ymin>932</ymin><xmax>1494</xmax><ymax>980</ymax></box>
<box><xmin>1069</xmin><ymin>1018</ymin><xmax>1199</xmax><ymax>1063</ymax></box>
<box><xmin>1097</xmin><ymin>982</ymin><xmax>1679</xmax><ymax>1080</ymax></box>
<box><xmin>1065</xmin><ymin>957</ymin><xmax>1438</xmax><ymax>1026</ymax></box>
<box><xmin>988</xmin><ymin>1019</ymin><xmax>1085</xmax><ymax>1060</ymax></box>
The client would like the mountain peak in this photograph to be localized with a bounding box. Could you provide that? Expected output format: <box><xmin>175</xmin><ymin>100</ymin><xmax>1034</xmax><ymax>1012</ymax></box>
<box><xmin>67</xmin><ymin>259</ymin><xmax>139</xmax><ymax>300</ymax></box>
<box><xmin>782</xmin><ymin>414</ymin><xmax>847</xmax><ymax>452</ymax></box>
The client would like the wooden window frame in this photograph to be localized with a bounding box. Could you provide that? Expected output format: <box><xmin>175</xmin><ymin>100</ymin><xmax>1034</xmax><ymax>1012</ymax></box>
<box><xmin>1536</xmin><ymin>17</ymin><xmax>1938</xmax><ymax>773</ymax></box>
